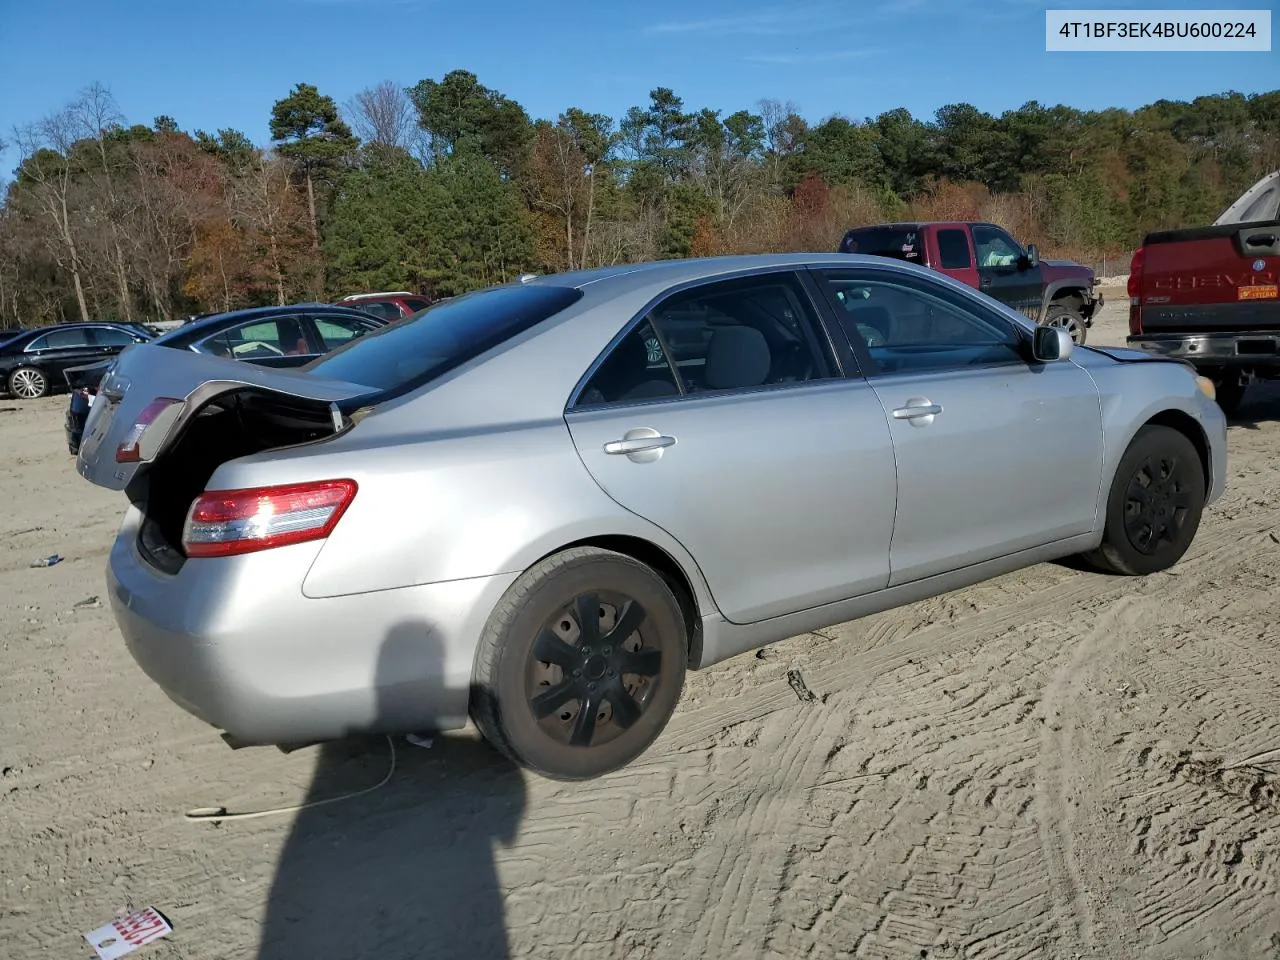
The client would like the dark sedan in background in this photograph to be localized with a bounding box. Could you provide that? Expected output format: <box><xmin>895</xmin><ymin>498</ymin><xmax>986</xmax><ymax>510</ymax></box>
<box><xmin>0</xmin><ymin>322</ymin><xmax>154</xmax><ymax>399</ymax></box>
<box><xmin>63</xmin><ymin>304</ymin><xmax>388</xmax><ymax>454</ymax></box>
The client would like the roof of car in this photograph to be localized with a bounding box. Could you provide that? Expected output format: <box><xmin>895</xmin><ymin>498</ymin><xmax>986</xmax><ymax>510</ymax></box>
<box><xmin>525</xmin><ymin>252</ymin><xmax>934</xmax><ymax>298</ymax></box>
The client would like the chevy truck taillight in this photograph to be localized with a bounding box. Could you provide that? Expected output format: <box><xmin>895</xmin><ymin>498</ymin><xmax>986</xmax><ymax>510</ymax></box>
<box><xmin>182</xmin><ymin>479</ymin><xmax>358</xmax><ymax>558</ymax></box>
<box><xmin>1127</xmin><ymin>247</ymin><xmax>1146</xmax><ymax>335</ymax></box>
<box><xmin>1127</xmin><ymin>247</ymin><xmax>1145</xmax><ymax>300</ymax></box>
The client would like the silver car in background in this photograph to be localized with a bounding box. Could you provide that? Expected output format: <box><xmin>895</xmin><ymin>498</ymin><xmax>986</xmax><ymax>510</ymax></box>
<box><xmin>75</xmin><ymin>254</ymin><xmax>1227</xmax><ymax>780</ymax></box>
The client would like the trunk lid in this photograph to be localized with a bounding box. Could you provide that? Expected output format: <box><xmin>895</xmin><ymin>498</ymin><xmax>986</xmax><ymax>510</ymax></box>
<box><xmin>75</xmin><ymin>343</ymin><xmax>374</xmax><ymax>491</ymax></box>
<box><xmin>1214</xmin><ymin>170</ymin><xmax>1280</xmax><ymax>226</ymax></box>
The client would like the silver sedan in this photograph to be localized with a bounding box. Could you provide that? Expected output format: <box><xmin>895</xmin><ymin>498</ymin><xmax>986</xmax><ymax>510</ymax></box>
<box><xmin>76</xmin><ymin>254</ymin><xmax>1227</xmax><ymax>780</ymax></box>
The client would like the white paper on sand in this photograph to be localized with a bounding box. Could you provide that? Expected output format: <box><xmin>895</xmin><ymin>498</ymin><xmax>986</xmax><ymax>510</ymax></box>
<box><xmin>84</xmin><ymin>906</ymin><xmax>172</xmax><ymax>959</ymax></box>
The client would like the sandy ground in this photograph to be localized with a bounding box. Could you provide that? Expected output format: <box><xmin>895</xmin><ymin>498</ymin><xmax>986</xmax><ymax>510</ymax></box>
<box><xmin>3</xmin><ymin>290</ymin><xmax>1279</xmax><ymax>960</ymax></box>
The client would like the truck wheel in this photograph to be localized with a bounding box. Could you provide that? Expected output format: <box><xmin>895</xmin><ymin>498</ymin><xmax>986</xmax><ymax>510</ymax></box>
<box><xmin>1043</xmin><ymin>304</ymin><xmax>1087</xmax><ymax>345</ymax></box>
<box><xmin>1084</xmin><ymin>425</ymin><xmax>1205</xmax><ymax>577</ymax></box>
<box><xmin>1210</xmin><ymin>376</ymin><xmax>1245</xmax><ymax>418</ymax></box>
<box><xmin>470</xmin><ymin>546</ymin><xmax>687</xmax><ymax>780</ymax></box>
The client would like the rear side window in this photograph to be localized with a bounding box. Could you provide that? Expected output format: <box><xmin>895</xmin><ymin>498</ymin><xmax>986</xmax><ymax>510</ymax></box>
<box><xmin>839</xmin><ymin>226</ymin><xmax>924</xmax><ymax>264</ymax></box>
<box><xmin>28</xmin><ymin>328</ymin><xmax>91</xmax><ymax>350</ymax></box>
<box><xmin>310</xmin><ymin>284</ymin><xmax>583</xmax><ymax>393</ymax></box>
<box><xmin>936</xmin><ymin>229</ymin><xmax>971</xmax><ymax>269</ymax></box>
<box><xmin>403</xmin><ymin>297</ymin><xmax>431</xmax><ymax>311</ymax></box>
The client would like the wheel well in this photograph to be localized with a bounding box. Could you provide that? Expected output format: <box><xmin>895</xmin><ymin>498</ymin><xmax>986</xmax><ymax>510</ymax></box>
<box><xmin>1143</xmin><ymin>409</ymin><xmax>1211</xmax><ymax>494</ymax></box>
<box><xmin>1049</xmin><ymin>290</ymin><xmax>1085</xmax><ymax>311</ymax></box>
<box><xmin>539</xmin><ymin>535</ymin><xmax>704</xmax><ymax>668</ymax></box>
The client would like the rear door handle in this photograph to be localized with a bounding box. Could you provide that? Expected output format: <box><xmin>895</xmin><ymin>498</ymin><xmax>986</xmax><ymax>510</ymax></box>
<box><xmin>891</xmin><ymin>400</ymin><xmax>943</xmax><ymax>424</ymax></box>
<box><xmin>604</xmin><ymin>435</ymin><xmax>676</xmax><ymax>455</ymax></box>
<box><xmin>980</xmin><ymin>277</ymin><xmax>993</xmax><ymax>287</ymax></box>
<box><xmin>602</xmin><ymin>427</ymin><xmax>676</xmax><ymax>463</ymax></box>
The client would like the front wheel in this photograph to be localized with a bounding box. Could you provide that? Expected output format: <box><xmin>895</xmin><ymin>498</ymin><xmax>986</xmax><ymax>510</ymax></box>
<box><xmin>1084</xmin><ymin>425</ymin><xmax>1206</xmax><ymax>576</ymax></box>
<box><xmin>1043</xmin><ymin>304</ymin><xmax>1087</xmax><ymax>345</ymax></box>
<box><xmin>470</xmin><ymin>547</ymin><xmax>688</xmax><ymax>780</ymax></box>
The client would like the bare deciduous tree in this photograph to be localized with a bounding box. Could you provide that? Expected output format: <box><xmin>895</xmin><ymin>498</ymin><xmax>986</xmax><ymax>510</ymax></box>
<box><xmin>346</xmin><ymin>81</ymin><xmax>417</xmax><ymax>152</ymax></box>
<box><xmin>72</xmin><ymin>82</ymin><xmax>135</xmax><ymax>320</ymax></box>
<box><xmin>13</xmin><ymin>113</ymin><xmax>92</xmax><ymax>322</ymax></box>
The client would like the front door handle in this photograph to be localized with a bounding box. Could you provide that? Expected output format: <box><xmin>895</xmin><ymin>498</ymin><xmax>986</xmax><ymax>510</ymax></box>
<box><xmin>603</xmin><ymin>427</ymin><xmax>676</xmax><ymax>463</ymax></box>
<box><xmin>980</xmin><ymin>277</ymin><xmax>993</xmax><ymax>287</ymax></box>
<box><xmin>891</xmin><ymin>399</ymin><xmax>943</xmax><ymax>426</ymax></box>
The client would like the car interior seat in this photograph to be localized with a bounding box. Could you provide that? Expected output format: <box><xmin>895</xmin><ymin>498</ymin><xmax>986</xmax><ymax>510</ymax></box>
<box><xmin>702</xmin><ymin>325</ymin><xmax>772</xmax><ymax>391</ymax></box>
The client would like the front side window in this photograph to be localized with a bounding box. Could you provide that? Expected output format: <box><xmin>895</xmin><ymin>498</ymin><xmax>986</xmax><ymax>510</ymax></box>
<box><xmin>313</xmin><ymin>315</ymin><xmax>377</xmax><ymax>351</ymax></box>
<box><xmin>971</xmin><ymin>225</ymin><xmax>1024</xmax><ymax>268</ymax></box>
<box><xmin>91</xmin><ymin>326</ymin><xmax>137</xmax><ymax>347</ymax></box>
<box><xmin>817</xmin><ymin>271</ymin><xmax>1025</xmax><ymax>376</ymax></box>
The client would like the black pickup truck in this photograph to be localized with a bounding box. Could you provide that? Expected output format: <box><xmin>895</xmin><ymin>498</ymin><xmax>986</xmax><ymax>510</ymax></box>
<box><xmin>1127</xmin><ymin>170</ymin><xmax>1280</xmax><ymax>414</ymax></box>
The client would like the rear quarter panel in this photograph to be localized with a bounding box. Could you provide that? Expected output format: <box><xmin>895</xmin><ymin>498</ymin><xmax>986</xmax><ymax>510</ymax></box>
<box><xmin>213</xmin><ymin>416</ymin><xmax>717</xmax><ymax>609</ymax></box>
<box><xmin>1070</xmin><ymin>350</ymin><xmax>1227</xmax><ymax>509</ymax></box>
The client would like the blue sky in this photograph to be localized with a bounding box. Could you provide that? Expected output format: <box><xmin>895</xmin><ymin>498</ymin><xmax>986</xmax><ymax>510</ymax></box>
<box><xmin>1</xmin><ymin>0</ymin><xmax>1276</xmax><ymax>174</ymax></box>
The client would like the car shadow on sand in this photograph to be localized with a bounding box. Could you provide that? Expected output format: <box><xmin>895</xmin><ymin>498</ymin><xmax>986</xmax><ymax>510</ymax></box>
<box><xmin>1224</xmin><ymin>379</ymin><xmax>1280</xmax><ymax>430</ymax></box>
<box><xmin>257</xmin><ymin>621</ymin><xmax>527</xmax><ymax>960</ymax></box>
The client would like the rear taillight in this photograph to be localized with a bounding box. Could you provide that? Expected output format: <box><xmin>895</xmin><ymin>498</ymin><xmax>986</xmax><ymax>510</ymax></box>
<box><xmin>182</xmin><ymin>479</ymin><xmax>357</xmax><ymax>558</ymax></box>
<box><xmin>1127</xmin><ymin>247</ymin><xmax>1146</xmax><ymax>336</ymax></box>
<box><xmin>1127</xmin><ymin>247</ymin><xmax>1145</xmax><ymax>300</ymax></box>
<box><xmin>116</xmin><ymin>397</ymin><xmax>183</xmax><ymax>463</ymax></box>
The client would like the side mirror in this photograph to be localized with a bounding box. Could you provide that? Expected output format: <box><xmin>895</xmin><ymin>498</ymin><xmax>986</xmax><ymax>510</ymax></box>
<box><xmin>1032</xmin><ymin>324</ymin><xmax>1073</xmax><ymax>362</ymax></box>
<box><xmin>1026</xmin><ymin>243</ymin><xmax>1040</xmax><ymax>267</ymax></box>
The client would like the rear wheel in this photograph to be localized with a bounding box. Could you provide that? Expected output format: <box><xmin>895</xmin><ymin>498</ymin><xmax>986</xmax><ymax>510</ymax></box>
<box><xmin>1084</xmin><ymin>425</ymin><xmax>1205</xmax><ymax>576</ymax></box>
<box><xmin>8</xmin><ymin>366</ymin><xmax>48</xmax><ymax>399</ymax></box>
<box><xmin>1043</xmin><ymin>303</ymin><xmax>1087</xmax><ymax>345</ymax></box>
<box><xmin>470</xmin><ymin>547</ymin><xmax>687</xmax><ymax>780</ymax></box>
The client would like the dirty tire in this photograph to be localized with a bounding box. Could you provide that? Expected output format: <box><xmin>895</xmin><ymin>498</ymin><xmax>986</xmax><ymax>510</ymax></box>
<box><xmin>1085</xmin><ymin>424</ymin><xmax>1206</xmax><ymax>576</ymax></box>
<box><xmin>1043</xmin><ymin>303</ymin><xmax>1087</xmax><ymax>345</ymax></box>
<box><xmin>7</xmin><ymin>366</ymin><xmax>48</xmax><ymax>400</ymax></box>
<box><xmin>470</xmin><ymin>546</ymin><xmax>687</xmax><ymax>780</ymax></box>
<box><xmin>1211</xmin><ymin>375</ymin><xmax>1246</xmax><ymax>418</ymax></box>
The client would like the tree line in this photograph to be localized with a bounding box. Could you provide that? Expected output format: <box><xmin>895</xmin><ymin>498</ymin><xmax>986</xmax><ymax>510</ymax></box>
<box><xmin>2</xmin><ymin>74</ymin><xmax>1277</xmax><ymax>327</ymax></box>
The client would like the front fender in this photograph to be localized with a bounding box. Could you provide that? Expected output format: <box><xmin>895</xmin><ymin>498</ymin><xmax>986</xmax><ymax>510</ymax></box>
<box><xmin>1040</xmin><ymin>279</ymin><xmax>1099</xmax><ymax>322</ymax></box>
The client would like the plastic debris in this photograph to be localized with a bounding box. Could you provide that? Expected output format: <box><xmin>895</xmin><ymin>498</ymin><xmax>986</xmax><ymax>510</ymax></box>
<box><xmin>74</xmin><ymin>596</ymin><xmax>102</xmax><ymax>609</ymax></box>
<box><xmin>30</xmin><ymin>554</ymin><xmax>62</xmax><ymax>568</ymax></box>
<box><xmin>84</xmin><ymin>906</ymin><xmax>173</xmax><ymax>959</ymax></box>
<box><xmin>786</xmin><ymin>669</ymin><xmax>817</xmax><ymax>703</ymax></box>
<box><xmin>405</xmin><ymin>733</ymin><xmax>435</xmax><ymax>749</ymax></box>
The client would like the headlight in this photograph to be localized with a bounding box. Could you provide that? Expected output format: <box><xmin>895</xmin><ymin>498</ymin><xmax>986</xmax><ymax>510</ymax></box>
<box><xmin>1196</xmin><ymin>375</ymin><xmax>1216</xmax><ymax>401</ymax></box>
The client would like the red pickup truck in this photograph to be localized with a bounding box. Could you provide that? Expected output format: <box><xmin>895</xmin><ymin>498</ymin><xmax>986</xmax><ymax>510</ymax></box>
<box><xmin>1126</xmin><ymin>171</ymin><xmax>1280</xmax><ymax>415</ymax></box>
<box><xmin>838</xmin><ymin>220</ymin><xmax>1103</xmax><ymax>343</ymax></box>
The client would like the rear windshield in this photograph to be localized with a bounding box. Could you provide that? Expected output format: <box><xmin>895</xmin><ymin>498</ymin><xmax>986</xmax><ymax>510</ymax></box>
<box><xmin>307</xmin><ymin>283</ymin><xmax>583</xmax><ymax>393</ymax></box>
<box><xmin>839</xmin><ymin>226</ymin><xmax>925</xmax><ymax>264</ymax></box>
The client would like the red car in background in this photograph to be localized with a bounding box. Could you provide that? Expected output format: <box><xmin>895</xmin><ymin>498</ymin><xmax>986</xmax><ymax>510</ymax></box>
<box><xmin>334</xmin><ymin>291</ymin><xmax>432</xmax><ymax>321</ymax></box>
<box><xmin>838</xmin><ymin>221</ymin><xmax>1103</xmax><ymax>343</ymax></box>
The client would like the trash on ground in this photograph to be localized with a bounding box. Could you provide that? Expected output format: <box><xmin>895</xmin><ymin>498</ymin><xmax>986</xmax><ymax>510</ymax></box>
<box><xmin>30</xmin><ymin>554</ymin><xmax>62</xmax><ymax>568</ymax></box>
<box><xmin>786</xmin><ymin>669</ymin><xmax>817</xmax><ymax>703</ymax></box>
<box><xmin>74</xmin><ymin>596</ymin><xmax>102</xmax><ymax>609</ymax></box>
<box><xmin>405</xmin><ymin>733</ymin><xmax>434</xmax><ymax>749</ymax></box>
<box><xmin>84</xmin><ymin>906</ymin><xmax>173</xmax><ymax>959</ymax></box>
